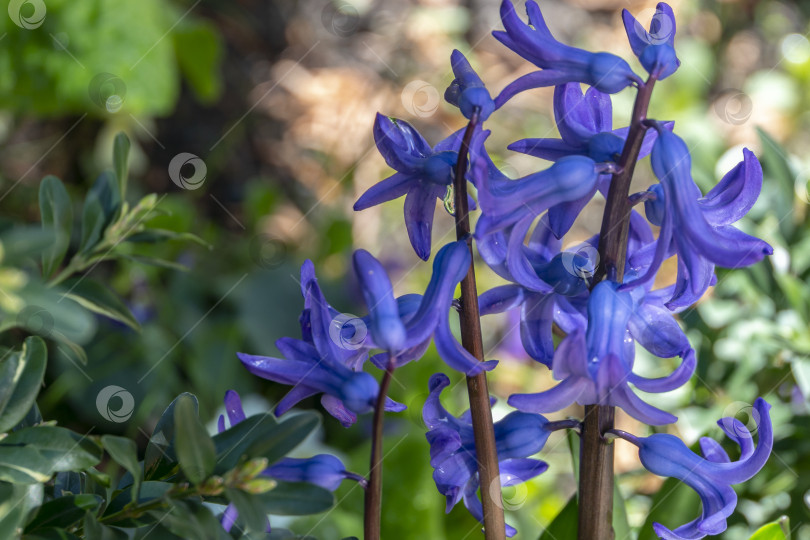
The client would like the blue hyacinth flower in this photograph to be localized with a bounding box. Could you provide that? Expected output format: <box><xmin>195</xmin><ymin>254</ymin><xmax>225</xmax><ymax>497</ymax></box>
<box><xmin>632</xmin><ymin>398</ymin><xmax>773</xmax><ymax>539</ymax></box>
<box><xmin>624</xmin><ymin>127</ymin><xmax>772</xmax><ymax>308</ymax></box>
<box><xmin>622</xmin><ymin>2</ymin><xmax>680</xmax><ymax>80</ymax></box>
<box><xmin>508</xmin><ymin>280</ymin><xmax>695</xmax><ymax>425</ymax></box>
<box><xmin>216</xmin><ymin>391</ymin><xmax>361</xmax><ymax>532</ymax></box>
<box><xmin>508</xmin><ymin>83</ymin><xmax>671</xmax><ymax>237</ymax></box>
<box><xmin>423</xmin><ymin>373</ymin><xmax>550</xmax><ymax>537</ymax></box>
<box><xmin>493</xmin><ymin>0</ymin><xmax>642</xmax><ymax>107</ymax></box>
<box><xmin>445</xmin><ymin>49</ymin><xmax>496</xmax><ymax>121</ymax></box>
<box><xmin>355</xmin><ymin>114</ymin><xmax>472</xmax><ymax>260</ymax></box>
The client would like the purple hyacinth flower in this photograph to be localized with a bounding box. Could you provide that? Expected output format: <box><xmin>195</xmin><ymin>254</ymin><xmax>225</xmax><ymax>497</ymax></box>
<box><xmin>633</xmin><ymin>398</ymin><xmax>773</xmax><ymax>539</ymax></box>
<box><xmin>507</xmin><ymin>83</ymin><xmax>671</xmax><ymax>237</ymax></box>
<box><xmin>355</xmin><ymin>114</ymin><xmax>470</xmax><ymax>260</ymax></box>
<box><xmin>622</xmin><ymin>3</ymin><xmax>680</xmax><ymax>80</ymax></box>
<box><xmin>508</xmin><ymin>280</ymin><xmax>695</xmax><ymax>425</ymax></box>
<box><xmin>445</xmin><ymin>50</ymin><xmax>496</xmax><ymax>121</ymax></box>
<box><xmin>624</xmin><ymin>128</ymin><xmax>772</xmax><ymax>308</ymax></box>
<box><xmin>216</xmin><ymin>391</ymin><xmax>360</xmax><ymax>532</ymax></box>
<box><xmin>493</xmin><ymin>1</ymin><xmax>642</xmax><ymax>107</ymax></box>
<box><xmin>423</xmin><ymin>373</ymin><xmax>550</xmax><ymax>537</ymax></box>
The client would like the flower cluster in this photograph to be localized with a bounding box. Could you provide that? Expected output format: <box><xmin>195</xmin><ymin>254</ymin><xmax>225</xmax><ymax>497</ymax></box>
<box><xmin>236</xmin><ymin>1</ymin><xmax>776</xmax><ymax>538</ymax></box>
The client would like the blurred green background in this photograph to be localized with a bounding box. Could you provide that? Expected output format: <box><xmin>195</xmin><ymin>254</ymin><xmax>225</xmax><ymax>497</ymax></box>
<box><xmin>0</xmin><ymin>0</ymin><xmax>808</xmax><ymax>538</ymax></box>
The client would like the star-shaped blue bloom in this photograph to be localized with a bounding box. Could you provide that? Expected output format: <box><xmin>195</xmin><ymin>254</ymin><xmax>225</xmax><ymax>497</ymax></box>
<box><xmin>493</xmin><ymin>0</ymin><xmax>642</xmax><ymax>107</ymax></box>
<box><xmin>624</xmin><ymin>127</ymin><xmax>772</xmax><ymax>308</ymax></box>
<box><xmin>632</xmin><ymin>398</ymin><xmax>773</xmax><ymax>539</ymax></box>
<box><xmin>507</xmin><ymin>82</ymin><xmax>670</xmax><ymax>237</ymax></box>
<box><xmin>423</xmin><ymin>373</ymin><xmax>550</xmax><ymax>537</ymax></box>
<box><xmin>622</xmin><ymin>2</ymin><xmax>680</xmax><ymax>80</ymax></box>
<box><xmin>508</xmin><ymin>280</ymin><xmax>695</xmax><ymax>425</ymax></box>
<box><xmin>355</xmin><ymin>114</ymin><xmax>468</xmax><ymax>260</ymax></box>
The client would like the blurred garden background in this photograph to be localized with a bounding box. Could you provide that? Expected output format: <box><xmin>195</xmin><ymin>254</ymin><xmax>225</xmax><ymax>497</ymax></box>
<box><xmin>0</xmin><ymin>0</ymin><xmax>809</xmax><ymax>538</ymax></box>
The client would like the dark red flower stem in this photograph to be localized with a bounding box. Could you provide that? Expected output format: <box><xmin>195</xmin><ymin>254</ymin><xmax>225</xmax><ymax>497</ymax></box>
<box><xmin>452</xmin><ymin>108</ymin><xmax>507</xmax><ymax>540</ymax></box>
<box><xmin>364</xmin><ymin>363</ymin><xmax>395</xmax><ymax>540</ymax></box>
<box><xmin>579</xmin><ymin>75</ymin><xmax>657</xmax><ymax>540</ymax></box>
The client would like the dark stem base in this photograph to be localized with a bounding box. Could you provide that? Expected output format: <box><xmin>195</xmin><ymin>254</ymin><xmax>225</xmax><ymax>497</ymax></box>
<box><xmin>578</xmin><ymin>405</ymin><xmax>616</xmax><ymax>540</ymax></box>
<box><xmin>364</xmin><ymin>365</ymin><xmax>394</xmax><ymax>540</ymax></box>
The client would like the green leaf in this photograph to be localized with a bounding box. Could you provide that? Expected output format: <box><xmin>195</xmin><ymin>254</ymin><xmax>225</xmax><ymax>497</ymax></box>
<box><xmin>144</xmin><ymin>393</ymin><xmax>194</xmax><ymax>480</ymax></box>
<box><xmin>24</xmin><ymin>494</ymin><xmax>102</xmax><ymax>533</ymax></box>
<box><xmin>0</xmin><ymin>445</ymin><xmax>52</xmax><ymax>483</ymax></box>
<box><xmin>749</xmin><ymin>516</ymin><xmax>790</xmax><ymax>540</ymax></box>
<box><xmin>212</xmin><ymin>413</ymin><xmax>278</xmax><ymax>473</ymax></box>
<box><xmin>538</xmin><ymin>495</ymin><xmax>577</xmax><ymax>540</ymax></box>
<box><xmin>0</xmin><ymin>337</ymin><xmax>47</xmax><ymax>432</ymax></box>
<box><xmin>0</xmin><ymin>482</ymin><xmax>43</xmax><ymax>539</ymax></box>
<box><xmin>173</xmin><ymin>394</ymin><xmax>215</xmax><ymax>484</ymax></box>
<box><xmin>612</xmin><ymin>483</ymin><xmax>631</xmax><ymax>540</ymax></box>
<box><xmin>80</xmin><ymin>173</ymin><xmax>121</xmax><ymax>253</ymax></box>
<box><xmin>225</xmin><ymin>487</ymin><xmax>268</xmax><ymax>532</ymax></box>
<box><xmin>0</xmin><ymin>227</ymin><xmax>55</xmax><ymax>264</ymax></box>
<box><xmin>103</xmin><ymin>481</ymin><xmax>172</xmax><ymax>523</ymax></box>
<box><xmin>62</xmin><ymin>279</ymin><xmax>140</xmax><ymax>330</ymax></box>
<box><xmin>172</xmin><ymin>21</ymin><xmax>223</xmax><ymax>104</ymax></box>
<box><xmin>83</xmin><ymin>512</ymin><xmax>130</xmax><ymax>540</ymax></box>
<box><xmin>638</xmin><ymin>476</ymin><xmax>700</xmax><ymax>540</ymax></box>
<box><xmin>113</xmin><ymin>133</ymin><xmax>131</xmax><ymax>197</ymax></box>
<box><xmin>1</xmin><ymin>426</ymin><xmax>102</xmax><ymax>474</ymax></box>
<box><xmin>255</xmin><ymin>481</ymin><xmax>334</xmax><ymax>516</ymax></box>
<box><xmin>244</xmin><ymin>412</ymin><xmax>320</xmax><ymax>465</ymax></box>
<box><xmin>101</xmin><ymin>435</ymin><xmax>141</xmax><ymax>503</ymax></box>
<box><xmin>38</xmin><ymin>176</ymin><xmax>73</xmax><ymax>278</ymax></box>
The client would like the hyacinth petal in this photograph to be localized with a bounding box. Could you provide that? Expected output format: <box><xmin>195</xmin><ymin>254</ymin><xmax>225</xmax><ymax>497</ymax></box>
<box><xmin>462</xmin><ymin>482</ymin><xmax>519</xmax><ymax>537</ymax></box>
<box><xmin>320</xmin><ymin>394</ymin><xmax>357</xmax><ymax>427</ymax></box>
<box><xmin>352</xmin><ymin>250</ymin><xmax>407</xmax><ymax>351</ymax></box>
<box><xmin>373</xmin><ymin>113</ymin><xmax>431</xmax><ymax>171</ymax></box>
<box><xmin>519</xmin><ymin>293</ymin><xmax>555</xmax><ymax>366</ymax></box>
<box><xmin>507</xmin><ymin>137</ymin><xmax>583</xmax><ymax>161</ymax></box>
<box><xmin>499</xmin><ymin>458</ymin><xmax>549</xmax><ymax>486</ymax></box>
<box><xmin>611</xmin><ymin>382</ymin><xmax>678</xmax><ymax>425</ymax></box>
<box><xmin>479</xmin><ymin>285</ymin><xmax>527</xmax><ymax>316</ymax></box>
<box><xmin>275</xmin><ymin>385</ymin><xmax>319</xmax><ymax>417</ymax></box>
<box><xmin>507</xmin><ymin>217</ymin><xmax>555</xmax><ymax>293</ymax></box>
<box><xmin>628</xmin><ymin>349</ymin><xmax>695</xmax><ymax>393</ymax></box>
<box><xmin>217</xmin><ymin>415</ymin><xmax>225</xmax><ymax>433</ymax></box>
<box><xmin>354</xmin><ymin>172</ymin><xmax>414</xmax><ymax>211</ymax></box>
<box><xmin>221</xmin><ymin>503</ymin><xmax>239</xmax><ymax>532</ymax></box>
<box><xmin>266</xmin><ymin>455</ymin><xmax>347</xmax><ymax>492</ymax></box>
<box><xmin>699</xmin><ymin>438</ymin><xmax>731</xmax><ymax>463</ymax></box>
<box><xmin>620</xmin><ymin>203</ymin><xmax>673</xmax><ymax>292</ymax></box>
<box><xmin>553</xmin><ymin>83</ymin><xmax>609</xmax><ymax>143</ymax></box>
<box><xmin>700</xmin><ymin>148</ymin><xmax>762</xmax><ymax>226</ymax></box>
<box><xmin>384</xmin><ymin>396</ymin><xmax>407</xmax><ymax>412</ymax></box>
<box><xmin>435</xmin><ymin>315</ymin><xmax>497</xmax><ymax>375</ymax></box>
<box><xmin>404</xmin><ymin>184</ymin><xmax>441</xmax><ymax>261</ymax></box>
<box><xmin>628</xmin><ymin>301</ymin><xmax>690</xmax><ymax>358</ymax></box>
<box><xmin>446</xmin><ymin>50</ymin><xmax>496</xmax><ymax>120</ymax></box>
<box><xmin>238</xmin><ymin>351</ymin><xmax>319</xmax><ymax>387</ymax></box>
<box><xmin>426</xmin><ymin>426</ymin><xmax>464</xmax><ymax>467</ymax></box>
<box><xmin>433</xmin><ymin>127</ymin><xmax>466</xmax><ymax>153</ymax></box>
<box><xmin>306</xmin><ymin>279</ymin><xmax>348</xmax><ymax>363</ymax></box>
<box><xmin>494</xmin><ymin>69</ymin><xmax>576</xmax><ymax>108</ymax></box>
<box><xmin>546</xmin><ymin>189</ymin><xmax>596</xmax><ymax>239</ymax></box>
<box><xmin>508</xmin><ymin>377</ymin><xmax>588</xmax><ymax>413</ymax></box>
<box><xmin>404</xmin><ymin>241</ymin><xmax>471</xmax><ymax>346</ymax></box>
<box><xmin>223</xmin><ymin>389</ymin><xmax>246</xmax><ymax>426</ymax></box>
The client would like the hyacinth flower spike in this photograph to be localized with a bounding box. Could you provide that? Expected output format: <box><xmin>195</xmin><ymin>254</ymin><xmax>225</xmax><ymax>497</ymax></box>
<box><xmin>216</xmin><ymin>391</ymin><xmax>364</xmax><ymax>532</ymax></box>
<box><xmin>614</xmin><ymin>398</ymin><xmax>773</xmax><ymax>539</ymax></box>
<box><xmin>508</xmin><ymin>83</ymin><xmax>671</xmax><ymax>237</ymax></box>
<box><xmin>445</xmin><ymin>50</ymin><xmax>496</xmax><ymax>121</ymax></box>
<box><xmin>423</xmin><ymin>373</ymin><xmax>551</xmax><ymax>537</ymax></box>
<box><xmin>493</xmin><ymin>0</ymin><xmax>642</xmax><ymax>107</ymax></box>
<box><xmin>355</xmin><ymin>114</ymin><xmax>476</xmax><ymax>260</ymax></box>
<box><xmin>509</xmin><ymin>280</ymin><xmax>695</xmax><ymax>425</ymax></box>
<box><xmin>622</xmin><ymin>2</ymin><xmax>680</xmax><ymax>80</ymax></box>
<box><xmin>624</xmin><ymin>126</ymin><xmax>772</xmax><ymax>308</ymax></box>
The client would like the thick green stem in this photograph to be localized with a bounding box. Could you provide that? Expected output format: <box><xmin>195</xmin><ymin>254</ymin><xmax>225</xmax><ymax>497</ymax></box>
<box><xmin>578</xmin><ymin>75</ymin><xmax>657</xmax><ymax>540</ymax></box>
<box><xmin>452</xmin><ymin>110</ymin><xmax>506</xmax><ymax>540</ymax></box>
